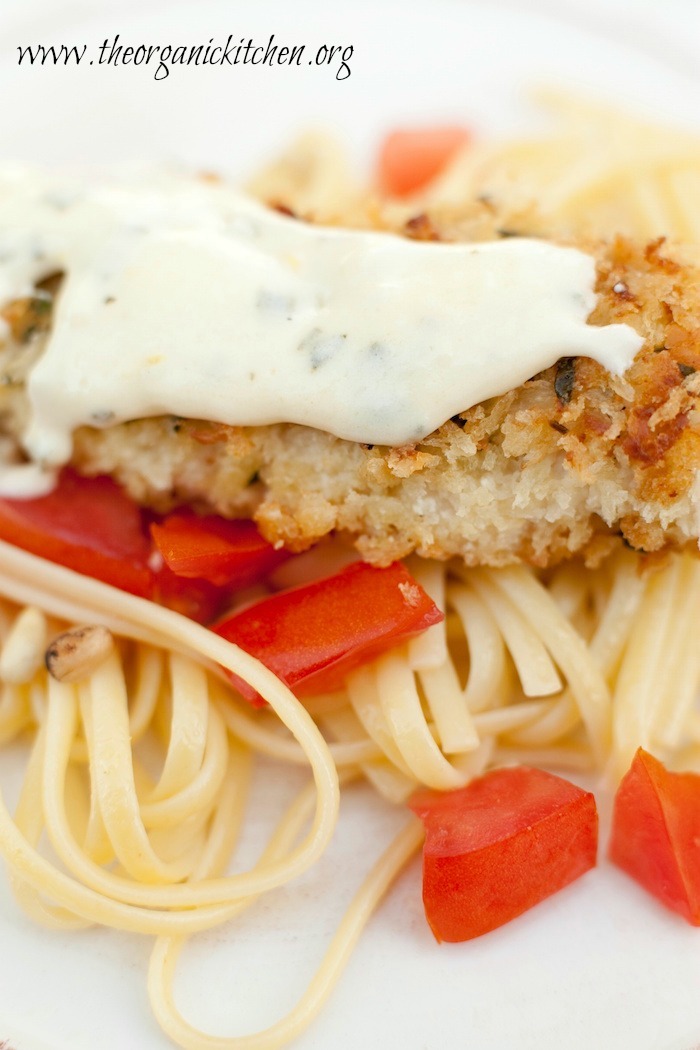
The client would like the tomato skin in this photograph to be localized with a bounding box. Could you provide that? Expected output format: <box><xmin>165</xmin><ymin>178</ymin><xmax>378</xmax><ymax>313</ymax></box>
<box><xmin>213</xmin><ymin>560</ymin><xmax>444</xmax><ymax>706</ymax></box>
<box><xmin>609</xmin><ymin>748</ymin><xmax>700</xmax><ymax>924</ymax></box>
<box><xmin>0</xmin><ymin>470</ymin><xmax>230</xmax><ymax>622</ymax></box>
<box><xmin>378</xmin><ymin>127</ymin><xmax>471</xmax><ymax>197</ymax></box>
<box><xmin>150</xmin><ymin>510</ymin><xmax>289</xmax><ymax>588</ymax></box>
<box><xmin>0</xmin><ymin>468</ymin><xmax>153</xmax><ymax>597</ymax></box>
<box><xmin>152</xmin><ymin>562</ymin><xmax>228</xmax><ymax>625</ymax></box>
<box><xmin>409</xmin><ymin>766</ymin><xmax>598</xmax><ymax>942</ymax></box>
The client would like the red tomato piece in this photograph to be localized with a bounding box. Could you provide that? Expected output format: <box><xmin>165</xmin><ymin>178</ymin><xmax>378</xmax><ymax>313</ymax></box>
<box><xmin>150</xmin><ymin>510</ymin><xmax>289</xmax><ymax>588</ymax></box>
<box><xmin>0</xmin><ymin>469</ymin><xmax>236</xmax><ymax>623</ymax></box>
<box><xmin>609</xmin><ymin>747</ymin><xmax>700</xmax><ymax>924</ymax></box>
<box><xmin>0</xmin><ymin>468</ymin><xmax>153</xmax><ymax>597</ymax></box>
<box><xmin>213</xmin><ymin>560</ymin><xmax>443</xmax><ymax>706</ymax></box>
<box><xmin>378</xmin><ymin>126</ymin><xmax>470</xmax><ymax>197</ymax></box>
<box><xmin>409</xmin><ymin>766</ymin><xmax>598</xmax><ymax>942</ymax></box>
<box><xmin>152</xmin><ymin>562</ymin><xmax>228</xmax><ymax>625</ymax></box>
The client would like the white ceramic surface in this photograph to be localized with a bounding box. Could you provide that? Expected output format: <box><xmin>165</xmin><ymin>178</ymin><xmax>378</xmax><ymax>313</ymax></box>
<box><xmin>0</xmin><ymin>2</ymin><xmax>700</xmax><ymax>1049</ymax></box>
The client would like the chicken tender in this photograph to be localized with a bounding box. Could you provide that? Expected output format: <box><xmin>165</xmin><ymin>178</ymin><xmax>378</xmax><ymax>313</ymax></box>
<box><xmin>1</xmin><ymin>223</ymin><xmax>698</xmax><ymax>570</ymax></box>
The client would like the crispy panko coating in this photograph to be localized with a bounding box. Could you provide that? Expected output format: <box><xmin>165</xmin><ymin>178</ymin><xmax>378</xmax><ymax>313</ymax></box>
<box><xmin>1</xmin><ymin>216</ymin><xmax>699</xmax><ymax>570</ymax></box>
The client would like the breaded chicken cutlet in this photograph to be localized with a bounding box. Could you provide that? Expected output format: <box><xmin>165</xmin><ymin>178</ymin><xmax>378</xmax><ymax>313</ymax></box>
<box><xmin>0</xmin><ymin>213</ymin><xmax>698</xmax><ymax>571</ymax></box>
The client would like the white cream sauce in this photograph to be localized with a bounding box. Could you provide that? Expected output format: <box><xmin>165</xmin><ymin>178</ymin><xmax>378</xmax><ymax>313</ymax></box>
<box><xmin>0</xmin><ymin>166</ymin><xmax>643</xmax><ymax>493</ymax></box>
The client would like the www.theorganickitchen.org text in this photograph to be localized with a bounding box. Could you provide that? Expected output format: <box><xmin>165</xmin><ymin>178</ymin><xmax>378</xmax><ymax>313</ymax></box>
<box><xmin>16</xmin><ymin>34</ymin><xmax>354</xmax><ymax>81</ymax></box>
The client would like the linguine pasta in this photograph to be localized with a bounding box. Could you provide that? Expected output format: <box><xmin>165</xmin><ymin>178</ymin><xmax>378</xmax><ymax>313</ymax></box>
<box><xmin>1</xmin><ymin>541</ymin><xmax>700</xmax><ymax>1047</ymax></box>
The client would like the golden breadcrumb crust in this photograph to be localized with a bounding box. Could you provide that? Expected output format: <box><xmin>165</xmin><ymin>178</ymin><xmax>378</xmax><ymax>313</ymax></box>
<box><xmin>1</xmin><ymin>214</ymin><xmax>699</xmax><ymax>569</ymax></box>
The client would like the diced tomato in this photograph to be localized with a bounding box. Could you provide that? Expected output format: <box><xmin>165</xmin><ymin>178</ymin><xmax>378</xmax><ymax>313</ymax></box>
<box><xmin>152</xmin><ymin>561</ymin><xmax>228</xmax><ymax>624</ymax></box>
<box><xmin>0</xmin><ymin>468</ymin><xmax>153</xmax><ymax>597</ymax></box>
<box><xmin>409</xmin><ymin>766</ymin><xmax>598</xmax><ymax>942</ymax></box>
<box><xmin>378</xmin><ymin>126</ymin><xmax>470</xmax><ymax>197</ymax></box>
<box><xmin>150</xmin><ymin>510</ymin><xmax>289</xmax><ymax>588</ymax></box>
<box><xmin>0</xmin><ymin>469</ymin><xmax>232</xmax><ymax>622</ymax></box>
<box><xmin>213</xmin><ymin>560</ymin><xmax>443</xmax><ymax>706</ymax></box>
<box><xmin>609</xmin><ymin>747</ymin><xmax>700</xmax><ymax>924</ymax></box>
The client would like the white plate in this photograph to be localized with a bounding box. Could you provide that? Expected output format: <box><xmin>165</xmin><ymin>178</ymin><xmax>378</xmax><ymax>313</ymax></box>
<box><xmin>1</xmin><ymin>2</ymin><xmax>700</xmax><ymax>1048</ymax></box>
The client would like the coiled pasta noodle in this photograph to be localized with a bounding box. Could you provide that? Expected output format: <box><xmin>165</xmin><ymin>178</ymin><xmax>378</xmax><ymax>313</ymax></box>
<box><xmin>1</xmin><ymin>537</ymin><xmax>700</xmax><ymax>1048</ymax></box>
<box><xmin>428</xmin><ymin>92</ymin><xmax>700</xmax><ymax>251</ymax></box>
